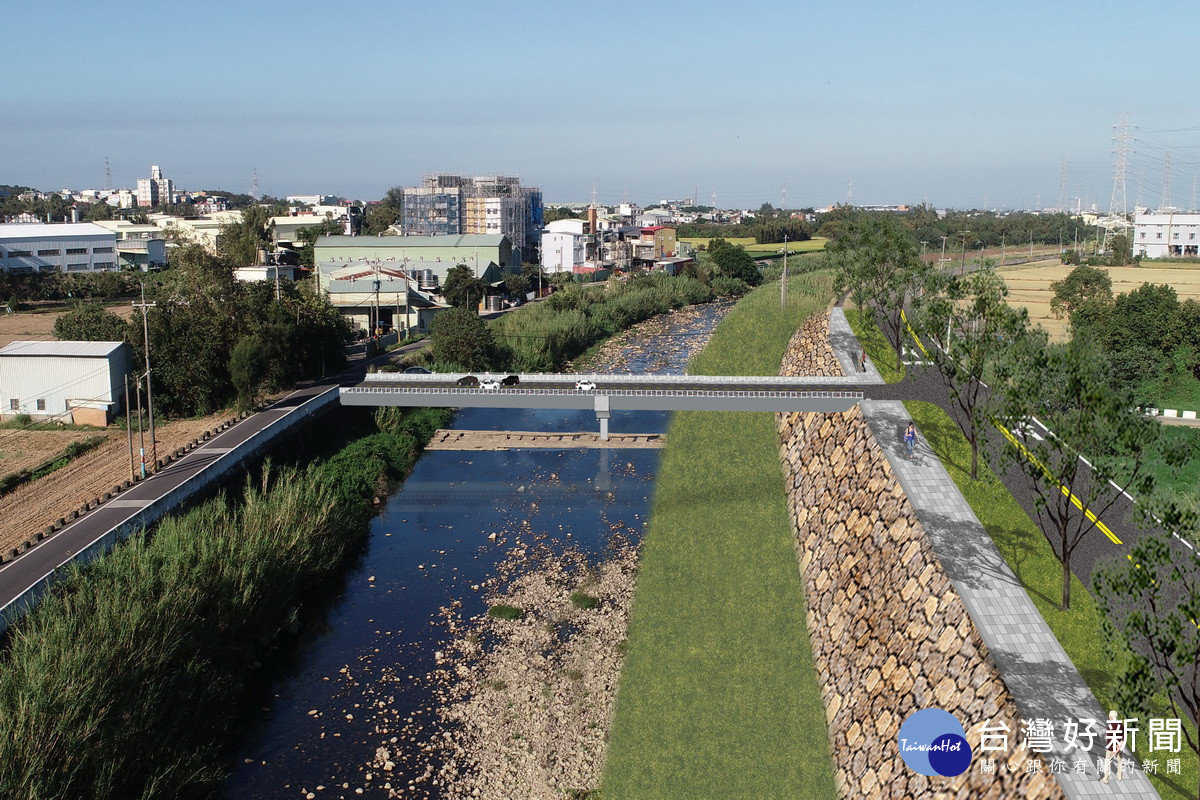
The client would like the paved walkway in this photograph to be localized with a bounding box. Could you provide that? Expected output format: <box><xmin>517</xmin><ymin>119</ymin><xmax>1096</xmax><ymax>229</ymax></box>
<box><xmin>860</xmin><ymin>399</ymin><xmax>1159</xmax><ymax>799</ymax></box>
<box><xmin>828</xmin><ymin>306</ymin><xmax>884</xmax><ymax>383</ymax></box>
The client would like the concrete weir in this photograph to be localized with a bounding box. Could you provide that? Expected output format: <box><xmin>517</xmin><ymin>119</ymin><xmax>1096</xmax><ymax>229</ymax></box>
<box><xmin>424</xmin><ymin>429</ymin><xmax>665</xmax><ymax>450</ymax></box>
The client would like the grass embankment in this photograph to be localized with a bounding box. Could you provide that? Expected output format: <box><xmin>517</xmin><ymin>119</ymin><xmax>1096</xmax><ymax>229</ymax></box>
<box><xmin>843</xmin><ymin>306</ymin><xmax>905</xmax><ymax>383</ymax></box>
<box><xmin>906</xmin><ymin>400</ymin><xmax>1198</xmax><ymax>799</ymax></box>
<box><xmin>602</xmin><ymin>271</ymin><xmax>838</xmax><ymax>798</ymax></box>
<box><xmin>0</xmin><ymin>406</ymin><xmax>451</xmax><ymax>799</ymax></box>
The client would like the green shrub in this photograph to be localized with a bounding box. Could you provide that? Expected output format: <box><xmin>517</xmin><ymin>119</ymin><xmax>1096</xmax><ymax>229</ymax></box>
<box><xmin>570</xmin><ymin>592</ymin><xmax>599</xmax><ymax>610</ymax></box>
<box><xmin>487</xmin><ymin>604</ymin><xmax>524</xmax><ymax>620</ymax></box>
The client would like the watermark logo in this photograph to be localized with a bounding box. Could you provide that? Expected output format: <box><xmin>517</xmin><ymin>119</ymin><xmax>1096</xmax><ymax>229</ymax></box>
<box><xmin>898</xmin><ymin>708</ymin><xmax>973</xmax><ymax>776</ymax></box>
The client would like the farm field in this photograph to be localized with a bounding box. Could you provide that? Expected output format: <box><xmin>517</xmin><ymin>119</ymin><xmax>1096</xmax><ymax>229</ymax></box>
<box><xmin>0</xmin><ymin>428</ymin><xmax>114</xmax><ymax>478</ymax></box>
<box><xmin>0</xmin><ymin>305</ymin><xmax>134</xmax><ymax>349</ymax></box>
<box><xmin>678</xmin><ymin>236</ymin><xmax>827</xmax><ymax>253</ymax></box>
<box><xmin>0</xmin><ymin>410</ymin><xmax>238</xmax><ymax>555</ymax></box>
<box><xmin>999</xmin><ymin>261</ymin><xmax>1200</xmax><ymax>341</ymax></box>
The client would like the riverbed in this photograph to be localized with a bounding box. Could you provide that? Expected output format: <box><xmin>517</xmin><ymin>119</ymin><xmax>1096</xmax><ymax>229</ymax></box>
<box><xmin>222</xmin><ymin>301</ymin><xmax>733</xmax><ymax>799</ymax></box>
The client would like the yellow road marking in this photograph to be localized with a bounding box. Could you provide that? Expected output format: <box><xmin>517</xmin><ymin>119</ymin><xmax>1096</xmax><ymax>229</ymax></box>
<box><xmin>899</xmin><ymin>307</ymin><xmax>1120</xmax><ymax>545</ymax></box>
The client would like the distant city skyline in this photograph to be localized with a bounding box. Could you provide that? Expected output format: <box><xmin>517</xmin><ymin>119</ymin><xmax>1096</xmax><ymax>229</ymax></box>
<box><xmin>5</xmin><ymin>2</ymin><xmax>1199</xmax><ymax>212</ymax></box>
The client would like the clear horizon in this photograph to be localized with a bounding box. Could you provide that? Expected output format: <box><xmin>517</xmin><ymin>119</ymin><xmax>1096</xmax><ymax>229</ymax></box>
<box><xmin>5</xmin><ymin>1</ymin><xmax>1199</xmax><ymax>211</ymax></box>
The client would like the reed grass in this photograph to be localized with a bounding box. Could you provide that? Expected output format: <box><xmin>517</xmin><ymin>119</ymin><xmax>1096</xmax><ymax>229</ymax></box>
<box><xmin>0</xmin><ymin>407</ymin><xmax>451</xmax><ymax>799</ymax></box>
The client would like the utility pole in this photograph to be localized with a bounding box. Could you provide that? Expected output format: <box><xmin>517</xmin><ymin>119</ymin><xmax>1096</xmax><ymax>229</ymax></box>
<box><xmin>135</xmin><ymin>374</ymin><xmax>146</xmax><ymax>479</ymax></box>
<box><xmin>1029</xmin><ymin>231</ymin><xmax>1034</xmax><ymax>261</ymax></box>
<box><xmin>132</xmin><ymin>283</ymin><xmax>157</xmax><ymax>468</ymax></box>
<box><xmin>781</xmin><ymin>234</ymin><xmax>789</xmax><ymax>309</ymax></box>
<box><xmin>940</xmin><ymin>235</ymin><xmax>948</xmax><ymax>265</ymax></box>
<box><xmin>959</xmin><ymin>231</ymin><xmax>971</xmax><ymax>275</ymax></box>
<box><xmin>125</xmin><ymin>376</ymin><xmax>134</xmax><ymax>482</ymax></box>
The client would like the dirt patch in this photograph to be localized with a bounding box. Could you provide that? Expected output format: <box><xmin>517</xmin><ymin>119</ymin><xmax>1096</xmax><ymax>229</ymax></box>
<box><xmin>0</xmin><ymin>428</ymin><xmax>117</xmax><ymax>480</ymax></box>
<box><xmin>0</xmin><ymin>411</ymin><xmax>238</xmax><ymax>553</ymax></box>
<box><xmin>999</xmin><ymin>262</ymin><xmax>1200</xmax><ymax>341</ymax></box>
<box><xmin>0</xmin><ymin>305</ymin><xmax>134</xmax><ymax>349</ymax></box>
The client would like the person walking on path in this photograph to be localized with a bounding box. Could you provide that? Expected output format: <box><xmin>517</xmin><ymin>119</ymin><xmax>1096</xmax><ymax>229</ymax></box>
<box><xmin>904</xmin><ymin>421</ymin><xmax>917</xmax><ymax>458</ymax></box>
<box><xmin>1101</xmin><ymin>710</ymin><xmax>1125</xmax><ymax>784</ymax></box>
<box><xmin>859</xmin><ymin>347</ymin><xmax>867</xmax><ymax>372</ymax></box>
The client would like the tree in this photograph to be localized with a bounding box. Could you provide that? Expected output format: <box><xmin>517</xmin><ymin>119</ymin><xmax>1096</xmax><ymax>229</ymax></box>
<box><xmin>1049</xmin><ymin>264</ymin><xmax>1113</xmax><ymax>321</ymax></box>
<box><xmin>544</xmin><ymin>207</ymin><xmax>583</xmax><ymax>224</ymax></box>
<box><xmin>991</xmin><ymin>333</ymin><xmax>1167</xmax><ymax>609</ymax></box>
<box><xmin>829</xmin><ymin>214</ymin><xmax>930</xmax><ymax>372</ymax></box>
<box><xmin>1093</xmin><ymin>498</ymin><xmax>1200</xmax><ymax>799</ymax></box>
<box><xmin>218</xmin><ymin>205</ymin><xmax>273</xmax><ymax>266</ymax></box>
<box><xmin>1107</xmin><ymin>283</ymin><xmax>1180</xmax><ymax>355</ymax></box>
<box><xmin>707</xmin><ymin>243</ymin><xmax>759</xmax><ymax>285</ymax></box>
<box><xmin>915</xmin><ymin>266</ymin><xmax>1028</xmax><ymax>479</ymax></box>
<box><xmin>503</xmin><ymin>272</ymin><xmax>530</xmax><ymax>298</ymax></box>
<box><xmin>83</xmin><ymin>202</ymin><xmax>113</xmax><ymax>222</ymax></box>
<box><xmin>1107</xmin><ymin>233</ymin><xmax>1132</xmax><ymax>266</ymax></box>
<box><xmin>229</xmin><ymin>334</ymin><xmax>270</xmax><ymax>410</ymax></box>
<box><xmin>53</xmin><ymin>302</ymin><xmax>128</xmax><ymax>342</ymax></box>
<box><xmin>430</xmin><ymin>306</ymin><xmax>494</xmax><ymax>370</ymax></box>
<box><xmin>441</xmin><ymin>264</ymin><xmax>486</xmax><ymax>308</ymax></box>
<box><xmin>294</xmin><ymin>219</ymin><xmax>343</xmax><ymax>267</ymax></box>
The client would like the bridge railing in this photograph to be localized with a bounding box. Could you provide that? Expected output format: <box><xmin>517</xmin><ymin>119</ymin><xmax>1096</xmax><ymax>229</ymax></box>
<box><xmin>358</xmin><ymin>372</ymin><xmax>865</xmax><ymax>386</ymax></box>
<box><xmin>342</xmin><ymin>386</ymin><xmax>865</xmax><ymax>399</ymax></box>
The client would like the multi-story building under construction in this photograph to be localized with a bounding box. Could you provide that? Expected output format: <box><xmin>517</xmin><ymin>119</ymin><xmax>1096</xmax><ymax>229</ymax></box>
<box><xmin>401</xmin><ymin>174</ymin><xmax>542</xmax><ymax>259</ymax></box>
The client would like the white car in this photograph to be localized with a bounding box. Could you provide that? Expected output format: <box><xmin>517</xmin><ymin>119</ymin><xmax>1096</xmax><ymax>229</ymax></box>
<box><xmin>575</xmin><ymin>380</ymin><xmax>597</xmax><ymax>392</ymax></box>
<box><xmin>480</xmin><ymin>378</ymin><xmax>501</xmax><ymax>391</ymax></box>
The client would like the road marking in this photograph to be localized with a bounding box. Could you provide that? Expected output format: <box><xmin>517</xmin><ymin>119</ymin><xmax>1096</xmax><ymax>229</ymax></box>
<box><xmin>992</xmin><ymin>421</ymin><xmax>1121</xmax><ymax>545</ymax></box>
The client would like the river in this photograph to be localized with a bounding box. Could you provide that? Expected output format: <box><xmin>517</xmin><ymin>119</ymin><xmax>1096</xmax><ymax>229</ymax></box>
<box><xmin>222</xmin><ymin>301</ymin><xmax>732</xmax><ymax>799</ymax></box>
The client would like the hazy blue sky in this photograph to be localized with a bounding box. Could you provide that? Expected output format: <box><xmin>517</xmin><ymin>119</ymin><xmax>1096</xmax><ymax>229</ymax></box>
<box><xmin>5</xmin><ymin>1</ymin><xmax>1199</xmax><ymax>210</ymax></box>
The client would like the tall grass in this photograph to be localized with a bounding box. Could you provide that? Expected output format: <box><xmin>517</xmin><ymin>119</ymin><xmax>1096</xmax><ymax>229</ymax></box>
<box><xmin>0</xmin><ymin>406</ymin><xmax>452</xmax><ymax>799</ymax></box>
<box><xmin>489</xmin><ymin>273</ymin><xmax>715</xmax><ymax>371</ymax></box>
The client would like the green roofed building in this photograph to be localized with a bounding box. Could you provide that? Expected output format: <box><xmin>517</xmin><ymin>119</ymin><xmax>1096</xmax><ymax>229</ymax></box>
<box><xmin>313</xmin><ymin>233</ymin><xmax>517</xmax><ymax>333</ymax></box>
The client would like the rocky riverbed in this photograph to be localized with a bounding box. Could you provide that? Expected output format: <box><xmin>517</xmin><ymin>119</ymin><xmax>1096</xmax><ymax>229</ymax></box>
<box><xmin>361</xmin><ymin>300</ymin><xmax>734</xmax><ymax>799</ymax></box>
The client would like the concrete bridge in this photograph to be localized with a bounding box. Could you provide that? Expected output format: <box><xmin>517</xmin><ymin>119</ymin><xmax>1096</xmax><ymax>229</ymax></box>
<box><xmin>342</xmin><ymin>372</ymin><xmax>866</xmax><ymax>439</ymax></box>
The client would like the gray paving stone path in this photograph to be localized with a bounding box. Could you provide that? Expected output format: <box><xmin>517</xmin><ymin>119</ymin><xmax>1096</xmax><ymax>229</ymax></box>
<box><xmin>860</xmin><ymin>398</ymin><xmax>1161</xmax><ymax>798</ymax></box>
<box><xmin>828</xmin><ymin>306</ymin><xmax>884</xmax><ymax>383</ymax></box>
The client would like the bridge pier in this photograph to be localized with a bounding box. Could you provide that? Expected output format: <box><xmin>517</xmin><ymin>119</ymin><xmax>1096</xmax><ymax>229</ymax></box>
<box><xmin>595</xmin><ymin>395</ymin><xmax>610</xmax><ymax>441</ymax></box>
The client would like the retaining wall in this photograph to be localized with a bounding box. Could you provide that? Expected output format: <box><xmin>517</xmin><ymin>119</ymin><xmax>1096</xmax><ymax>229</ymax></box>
<box><xmin>775</xmin><ymin>312</ymin><xmax>1063</xmax><ymax>799</ymax></box>
<box><xmin>0</xmin><ymin>387</ymin><xmax>340</xmax><ymax>635</ymax></box>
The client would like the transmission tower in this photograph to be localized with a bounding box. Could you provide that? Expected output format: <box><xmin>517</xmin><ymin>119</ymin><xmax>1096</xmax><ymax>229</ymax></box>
<box><xmin>104</xmin><ymin>156</ymin><xmax>112</xmax><ymax>190</ymax></box>
<box><xmin>250</xmin><ymin>168</ymin><xmax>259</xmax><ymax>199</ymax></box>
<box><xmin>1106</xmin><ymin>112</ymin><xmax>1132</xmax><ymax>248</ymax></box>
<box><xmin>711</xmin><ymin>189</ymin><xmax>717</xmax><ymax>209</ymax></box>
<box><xmin>1160</xmin><ymin>150</ymin><xmax>1173</xmax><ymax>210</ymax></box>
<box><xmin>781</xmin><ymin>185</ymin><xmax>787</xmax><ymax>209</ymax></box>
<box><xmin>1057</xmin><ymin>159</ymin><xmax>1068</xmax><ymax>212</ymax></box>
<box><xmin>847</xmin><ymin>179</ymin><xmax>853</xmax><ymax>206</ymax></box>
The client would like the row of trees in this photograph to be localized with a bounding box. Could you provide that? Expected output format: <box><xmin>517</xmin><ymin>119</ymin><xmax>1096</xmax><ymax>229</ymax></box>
<box><xmin>53</xmin><ymin>244</ymin><xmax>351</xmax><ymax>415</ymax></box>
<box><xmin>816</xmin><ymin>204</ymin><xmax>1101</xmax><ymax>252</ymax></box>
<box><xmin>837</xmin><ymin>213</ymin><xmax>1200</xmax><ymax>789</ymax></box>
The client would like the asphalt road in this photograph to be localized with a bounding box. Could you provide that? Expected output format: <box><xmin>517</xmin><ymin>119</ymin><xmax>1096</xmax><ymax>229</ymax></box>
<box><xmin>869</xmin><ymin>305</ymin><xmax>1185</xmax><ymax>593</ymax></box>
<box><xmin>0</xmin><ymin>340</ymin><xmax>425</xmax><ymax>619</ymax></box>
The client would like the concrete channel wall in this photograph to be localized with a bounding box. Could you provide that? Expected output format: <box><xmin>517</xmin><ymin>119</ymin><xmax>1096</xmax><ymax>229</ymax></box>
<box><xmin>775</xmin><ymin>312</ymin><xmax>1063</xmax><ymax>799</ymax></box>
<box><xmin>0</xmin><ymin>387</ymin><xmax>340</xmax><ymax>635</ymax></box>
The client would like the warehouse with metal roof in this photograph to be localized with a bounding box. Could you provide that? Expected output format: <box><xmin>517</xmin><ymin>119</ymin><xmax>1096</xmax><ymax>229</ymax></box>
<box><xmin>0</xmin><ymin>341</ymin><xmax>130</xmax><ymax>426</ymax></box>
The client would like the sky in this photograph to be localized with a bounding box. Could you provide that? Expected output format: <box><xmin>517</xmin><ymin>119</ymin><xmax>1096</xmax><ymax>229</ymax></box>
<box><xmin>5</xmin><ymin>1</ymin><xmax>1200</xmax><ymax>210</ymax></box>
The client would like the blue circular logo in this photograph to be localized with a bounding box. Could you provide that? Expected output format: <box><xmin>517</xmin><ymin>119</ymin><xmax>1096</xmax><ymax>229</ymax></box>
<box><xmin>898</xmin><ymin>708</ymin><xmax>973</xmax><ymax>776</ymax></box>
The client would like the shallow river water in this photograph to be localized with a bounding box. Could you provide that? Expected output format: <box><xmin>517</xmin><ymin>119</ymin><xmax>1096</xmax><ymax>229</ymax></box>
<box><xmin>222</xmin><ymin>301</ymin><xmax>730</xmax><ymax>799</ymax></box>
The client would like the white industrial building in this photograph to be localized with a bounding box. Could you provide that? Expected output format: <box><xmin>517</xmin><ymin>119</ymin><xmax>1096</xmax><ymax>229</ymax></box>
<box><xmin>0</xmin><ymin>223</ymin><xmax>119</xmax><ymax>273</ymax></box>
<box><xmin>0</xmin><ymin>341</ymin><xmax>130</xmax><ymax>427</ymax></box>
<box><xmin>1133</xmin><ymin>212</ymin><xmax>1200</xmax><ymax>259</ymax></box>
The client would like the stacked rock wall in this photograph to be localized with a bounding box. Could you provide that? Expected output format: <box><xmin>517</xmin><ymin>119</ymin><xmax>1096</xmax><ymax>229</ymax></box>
<box><xmin>779</xmin><ymin>309</ymin><xmax>843</xmax><ymax>377</ymax></box>
<box><xmin>776</xmin><ymin>312</ymin><xmax>1063</xmax><ymax>799</ymax></box>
